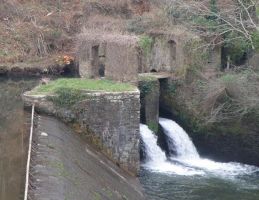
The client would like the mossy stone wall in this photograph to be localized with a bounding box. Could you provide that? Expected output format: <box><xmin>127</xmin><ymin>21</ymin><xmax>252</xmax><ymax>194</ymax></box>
<box><xmin>139</xmin><ymin>77</ymin><xmax>160</xmax><ymax>133</ymax></box>
<box><xmin>23</xmin><ymin>90</ymin><xmax>141</xmax><ymax>176</ymax></box>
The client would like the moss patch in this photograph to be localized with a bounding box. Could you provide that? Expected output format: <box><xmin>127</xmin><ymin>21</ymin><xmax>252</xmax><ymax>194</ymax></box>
<box><xmin>138</xmin><ymin>35</ymin><xmax>153</xmax><ymax>56</ymax></box>
<box><xmin>147</xmin><ymin>121</ymin><xmax>158</xmax><ymax>133</ymax></box>
<box><xmin>47</xmin><ymin>88</ymin><xmax>89</xmax><ymax>107</ymax></box>
<box><xmin>33</xmin><ymin>78</ymin><xmax>136</xmax><ymax>94</ymax></box>
<box><xmin>138</xmin><ymin>76</ymin><xmax>157</xmax><ymax>96</ymax></box>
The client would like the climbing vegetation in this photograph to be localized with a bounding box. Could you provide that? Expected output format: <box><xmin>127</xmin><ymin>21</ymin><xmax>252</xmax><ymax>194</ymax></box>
<box><xmin>47</xmin><ymin>88</ymin><xmax>88</xmax><ymax>107</ymax></box>
<box><xmin>138</xmin><ymin>76</ymin><xmax>157</xmax><ymax>95</ymax></box>
<box><xmin>139</xmin><ymin>35</ymin><xmax>153</xmax><ymax>56</ymax></box>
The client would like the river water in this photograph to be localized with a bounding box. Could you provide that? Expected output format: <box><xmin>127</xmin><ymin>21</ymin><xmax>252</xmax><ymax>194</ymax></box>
<box><xmin>1</xmin><ymin>77</ymin><xmax>259</xmax><ymax>200</ymax></box>
<box><xmin>0</xmin><ymin>78</ymin><xmax>37</xmax><ymax>200</ymax></box>
<box><xmin>139</xmin><ymin>119</ymin><xmax>259</xmax><ymax>200</ymax></box>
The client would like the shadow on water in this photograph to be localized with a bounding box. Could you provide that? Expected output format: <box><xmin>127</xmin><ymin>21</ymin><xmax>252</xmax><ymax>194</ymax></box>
<box><xmin>0</xmin><ymin>78</ymin><xmax>38</xmax><ymax>200</ymax></box>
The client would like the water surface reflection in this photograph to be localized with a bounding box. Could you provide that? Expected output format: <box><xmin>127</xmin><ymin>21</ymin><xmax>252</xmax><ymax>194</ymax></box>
<box><xmin>0</xmin><ymin>78</ymin><xmax>38</xmax><ymax>200</ymax></box>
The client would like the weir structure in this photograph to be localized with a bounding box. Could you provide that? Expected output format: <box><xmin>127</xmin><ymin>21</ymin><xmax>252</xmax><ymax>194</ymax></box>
<box><xmin>139</xmin><ymin>72</ymin><xmax>173</xmax><ymax>133</ymax></box>
<box><xmin>21</xmin><ymin>25</ymin><xmax>221</xmax><ymax>200</ymax></box>
<box><xmin>22</xmin><ymin>106</ymin><xmax>145</xmax><ymax>200</ymax></box>
<box><xmin>23</xmin><ymin>86</ymin><xmax>141</xmax><ymax>176</ymax></box>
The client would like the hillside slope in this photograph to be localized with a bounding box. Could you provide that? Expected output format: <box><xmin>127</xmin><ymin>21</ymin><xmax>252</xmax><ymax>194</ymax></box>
<box><xmin>0</xmin><ymin>0</ymin><xmax>154</xmax><ymax>68</ymax></box>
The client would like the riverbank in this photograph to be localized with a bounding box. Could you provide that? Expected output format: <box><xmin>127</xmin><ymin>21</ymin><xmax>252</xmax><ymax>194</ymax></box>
<box><xmin>159</xmin><ymin>76</ymin><xmax>259</xmax><ymax>166</ymax></box>
<box><xmin>0</xmin><ymin>58</ymin><xmax>78</xmax><ymax>77</ymax></box>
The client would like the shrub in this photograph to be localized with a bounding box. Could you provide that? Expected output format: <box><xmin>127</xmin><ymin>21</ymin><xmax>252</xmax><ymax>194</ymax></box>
<box><xmin>177</xmin><ymin>38</ymin><xmax>209</xmax><ymax>77</ymax></box>
<box><xmin>138</xmin><ymin>76</ymin><xmax>157</xmax><ymax>95</ymax></box>
<box><xmin>48</xmin><ymin>88</ymin><xmax>87</xmax><ymax>107</ymax></box>
<box><xmin>197</xmin><ymin>69</ymin><xmax>259</xmax><ymax>123</ymax></box>
<box><xmin>138</xmin><ymin>35</ymin><xmax>153</xmax><ymax>56</ymax></box>
<box><xmin>127</xmin><ymin>16</ymin><xmax>153</xmax><ymax>34</ymax></box>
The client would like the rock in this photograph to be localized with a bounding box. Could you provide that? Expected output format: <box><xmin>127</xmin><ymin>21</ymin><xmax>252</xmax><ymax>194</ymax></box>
<box><xmin>40</xmin><ymin>77</ymin><xmax>51</xmax><ymax>85</ymax></box>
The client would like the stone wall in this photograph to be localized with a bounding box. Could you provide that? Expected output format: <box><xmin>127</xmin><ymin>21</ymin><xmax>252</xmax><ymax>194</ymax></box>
<box><xmin>105</xmin><ymin>41</ymin><xmax>139</xmax><ymax>82</ymax></box>
<box><xmin>145</xmin><ymin>32</ymin><xmax>184</xmax><ymax>73</ymax></box>
<box><xmin>77</xmin><ymin>30</ymin><xmax>222</xmax><ymax>81</ymax></box>
<box><xmin>144</xmin><ymin>31</ymin><xmax>221</xmax><ymax>73</ymax></box>
<box><xmin>139</xmin><ymin>77</ymin><xmax>160</xmax><ymax>133</ymax></box>
<box><xmin>23</xmin><ymin>90</ymin><xmax>141</xmax><ymax>176</ymax></box>
<box><xmin>77</xmin><ymin>33</ymin><xmax>140</xmax><ymax>83</ymax></box>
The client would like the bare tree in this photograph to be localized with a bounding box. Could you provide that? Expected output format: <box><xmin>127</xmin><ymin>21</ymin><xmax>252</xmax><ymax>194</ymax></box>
<box><xmin>166</xmin><ymin>0</ymin><xmax>259</xmax><ymax>49</ymax></box>
<box><xmin>196</xmin><ymin>69</ymin><xmax>259</xmax><ymax>123</ymax></box>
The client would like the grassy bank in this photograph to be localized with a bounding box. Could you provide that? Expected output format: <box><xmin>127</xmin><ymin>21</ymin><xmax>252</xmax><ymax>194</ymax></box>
<box><xmin>33</xmin><ymin>78</ymin><xmax>136</xmax><ymax>94</ymax></box>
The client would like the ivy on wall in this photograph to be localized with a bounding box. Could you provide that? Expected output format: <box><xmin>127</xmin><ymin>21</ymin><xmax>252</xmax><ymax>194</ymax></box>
<box><xmin>47</xmin><ymin>88</ymin><xmax>89</xmax><ymax>107</ymax></box>
<box><xmin>139</xmin><ymin>35</ymin><xmax>153</xmax><ymax>56</ymax></box>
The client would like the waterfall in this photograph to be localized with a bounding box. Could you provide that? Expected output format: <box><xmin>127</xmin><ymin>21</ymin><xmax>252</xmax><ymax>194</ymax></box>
<box><xmin>159</xmin><ymin>118</ymin><xmax>199</xmax><ymax>159</ymax></box>
<box><xmin>140</xmin><ymin>124</ymin><xmax>167</xmax><ymax>163</ymax></box>
<box><xmin>158</xmin><ymin>118</ymin><xmax>259</xmax><ymax>176</ymax></box>
<box><xmin>140</xmin><ymin>124</ymin><xmax>204</xmax><ymax>175</ymax></box>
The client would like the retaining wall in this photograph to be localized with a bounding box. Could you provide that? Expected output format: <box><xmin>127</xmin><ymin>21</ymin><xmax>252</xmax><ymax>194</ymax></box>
<box><xmin>23</xmin><ymin>90</ymin><xmax>140</xmax><ymax>175</ymax></box>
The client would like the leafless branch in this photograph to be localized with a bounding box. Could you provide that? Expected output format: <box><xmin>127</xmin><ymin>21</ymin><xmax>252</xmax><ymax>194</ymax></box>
<box><xmin>167</xmin><ymin>0</ymin><xmax>258</xmax><ymax>48</ymax></box>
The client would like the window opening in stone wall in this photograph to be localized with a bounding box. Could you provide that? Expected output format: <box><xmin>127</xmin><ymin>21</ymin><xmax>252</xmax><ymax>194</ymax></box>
<box><xmin>92</xmin><ymin>45</ymin><xmax>100</xmax><ymax>77</ymax></box>
<box><xmin>168</xmin><ymin>40</ymin><xmax>176</xmax><ymax>62</ymax></box>
<box><xmin>99</xmin><ymin>63</ymin><xmax>105</xmax><ymax>77</ymax></box>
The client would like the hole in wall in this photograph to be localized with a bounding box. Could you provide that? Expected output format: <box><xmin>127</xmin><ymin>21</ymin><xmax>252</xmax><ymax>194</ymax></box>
<box><xmin>91</xmin><ymin>45</ymin><xmax>100</xmax><ymax>76</ymax></box>
<box><xmin>99</xmin><ymin>64</ymin><xmax>105</xmax><ymax>77</ymax></box>
<box><xmin>168</xmin><ymin>40</ymin><xmax>176</xmax><ymax>62</ymax></box>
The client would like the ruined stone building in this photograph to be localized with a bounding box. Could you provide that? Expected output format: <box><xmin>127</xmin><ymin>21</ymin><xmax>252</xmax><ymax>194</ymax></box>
<box><xmin>77</xmin><ymin>30</ymin><xmax>221</xmax><ymax>82</ymax></box>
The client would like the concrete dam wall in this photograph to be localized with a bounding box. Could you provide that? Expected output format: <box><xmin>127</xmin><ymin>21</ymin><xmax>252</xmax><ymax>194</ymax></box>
<box><xmin>27</xmin><ymin>115</ymin><xmax>145</xmax><ymax>200</ymax></box>
<box><xmin>23</xmin><ymin>89</ymin><xmax>140</xmax><ymax>176</ymax></box>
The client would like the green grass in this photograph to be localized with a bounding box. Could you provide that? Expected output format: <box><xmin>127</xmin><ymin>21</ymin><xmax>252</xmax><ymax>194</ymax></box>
<box><xmin>138</xmin><ymin>74</ymin><xmax>157</xmax><ymax>81</ymax></box>
<box><xmin>33</xmin><ymin>78</ymin><xmax>136</xmax><ymax>94</ymax></box>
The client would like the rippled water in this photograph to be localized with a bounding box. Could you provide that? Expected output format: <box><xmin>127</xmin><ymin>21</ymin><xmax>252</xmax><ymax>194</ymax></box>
<box><xmin>0</xmin><ymin>78</ymin><xmax>37</xmax><ymax>200</ymax></box>
<box><xmin>140</xmin><ymin>168</ymin><xmax>259</xmax><ymax>200</ymax></box>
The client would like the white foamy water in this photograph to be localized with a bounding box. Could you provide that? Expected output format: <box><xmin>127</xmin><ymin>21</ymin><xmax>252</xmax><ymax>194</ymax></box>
<box><xmin>159</xmin><ymin>118</ymin><xmax>199</xmax><ymax>159</ymax></box>
<box><xmin>159</xmin><ymin>118</ymin><xmax>259</xmax><ymax>177</ymax></box>
<box><xmin>140</xmin><ymin>124</ymin><xmax>204</xmax><ymax>176</ymax></box>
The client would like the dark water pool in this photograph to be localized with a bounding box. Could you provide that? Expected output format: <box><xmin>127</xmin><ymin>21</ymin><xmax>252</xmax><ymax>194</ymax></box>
<box><xmin>0</xmin><ymin>78</ymin><xmax>38</xmax><ymax>200</ymax></box>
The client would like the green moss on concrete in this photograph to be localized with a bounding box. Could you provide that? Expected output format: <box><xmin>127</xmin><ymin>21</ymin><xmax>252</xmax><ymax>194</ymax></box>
<box><xmin>138</xmin><ymin>35</ymin><xmax>153</xmax><ymax>56</ymax></box>
<box><xmin>138</xmin><ymin>77</ymin><xmax>158</xmax><ymax>96</ymax></box>
<box><xmin>47</xmin><ymin>88</ymin><xmax>89</xmax><ymax>107</ymax></box>
<box><xmin>147</xmin><ymin>121</ymin><xmax>159</xmax><ymax>133</ymax></box>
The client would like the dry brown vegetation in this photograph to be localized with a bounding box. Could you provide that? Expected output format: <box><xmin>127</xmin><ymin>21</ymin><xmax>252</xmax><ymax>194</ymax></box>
<box><xmin>173</xmin><ymin>68</ymin><xmax>259</xmax><ymax>125</ymax></box>
<box><xmin>199</xmin><ymin>69</ymin><xmax>259</xmax><ymax>123</ymax></box>
<box><xmin>0</xmin><ymin>0</ymin><xmax>84</xmax><ymax>64</ymax></box>
<box><xmin>0</xmin><ymin>0</ymin><xmax>157</xmax><ymax>66</ymax></box>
